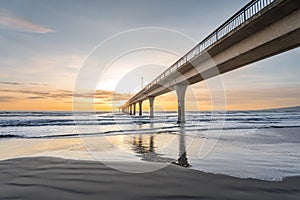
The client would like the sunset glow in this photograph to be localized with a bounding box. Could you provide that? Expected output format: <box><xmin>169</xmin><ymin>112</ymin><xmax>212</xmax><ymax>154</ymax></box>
<box><xmin>0</xmin><ymin>0</ymin><xmax>299</xmax><ymax>111</ymax></box>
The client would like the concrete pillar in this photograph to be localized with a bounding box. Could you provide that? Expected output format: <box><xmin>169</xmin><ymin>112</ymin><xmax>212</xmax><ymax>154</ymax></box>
<box><xmin>148</xmin><ymin>96</ymin><xmax>155</xmax><ymax>118</ymax></box>
<box><xmin>139</xmin><ymin>101</ymin><xmax>143</xmax><ymax>116</ymax></box>
<box><xmin>175</xmin><ymin>84</ymin><xmax>188</xmax><ymax>123</ymax></box>
<box><xmin>133</xmin><ymin>103</ymin><xmax>136</xmax><ymax>115</ymax></box>
<box><xmin>129</xmin><ymin>105</ymin><xmax>132</xmax><ymax>115</ymax></box>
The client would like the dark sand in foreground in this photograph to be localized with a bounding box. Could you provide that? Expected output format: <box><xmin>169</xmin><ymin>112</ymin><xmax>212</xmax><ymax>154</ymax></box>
<box><xmin>0</xmin><ymin>157</ymin><xmax>299</xmax><ymax>200</ymax></box>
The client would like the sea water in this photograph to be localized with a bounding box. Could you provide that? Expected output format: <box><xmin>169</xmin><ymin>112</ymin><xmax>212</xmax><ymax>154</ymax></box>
<box><xmin>0</xmin><ymin>107</ymin><xmax>299</xmax><ymax>181</ymax></box>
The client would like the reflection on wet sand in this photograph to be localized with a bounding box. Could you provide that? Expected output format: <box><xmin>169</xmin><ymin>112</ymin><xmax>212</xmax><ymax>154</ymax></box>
<box><xmin>131</xmin><ymin>123</ymin><xmax>191</xmax><ymax>167</ymax></box>
<box><xmin>132</xmin><ymin>134</ymin><xmax>176</xmax><ymax>163</ymax></box>
<box><xmin>174</xmin><ymin>124</ymin><xmax>191</xmax><ymax>167</ymax></box>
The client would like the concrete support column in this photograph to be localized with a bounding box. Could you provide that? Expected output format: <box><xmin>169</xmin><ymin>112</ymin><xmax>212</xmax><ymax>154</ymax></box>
<box><xmin>129</xmin><ymin>105</ymin><xmax>132</xmax><ymax>115</ymax></box>
<box><xmin>148</xmin><ymin>96</ymin><xmax>155</xmax><ymax>118</ymax></box>
<box><xmin>175</xmin><ymin>84</ymin><xmax>188</xmax><ymax>124</ymax></box>
<box><xmin>133</xmin><ymin>103</ymin><xmax>136</xmax><ymax>115</ymax></box>
<box><xmin>139</xmin><ymin>101</ymin><xmax>143</xmax><ymax>116</ymax></box>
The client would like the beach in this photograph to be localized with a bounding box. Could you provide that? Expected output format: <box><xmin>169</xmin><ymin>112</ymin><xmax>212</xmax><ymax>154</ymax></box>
<box><xmin>0</xmin><ymin>110</ymin><xmax>300</xmax><ymax>199</ymax></box>
<box><xmin>1</xmin><ymin>156</ymin><xmax>299</xmax><ymax>200</ymax></box>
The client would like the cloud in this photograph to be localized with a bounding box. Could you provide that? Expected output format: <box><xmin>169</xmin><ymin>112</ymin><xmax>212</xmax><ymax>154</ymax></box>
<box><xmin>0</xmin><ymin>96</ymin><xmax>14</xmax><ymax>102</ymax></box>
<box><xmin>95</xmin><ymin>90</ymin><xmax>131</xmax><ymax>101</ymax></box>
<box><xmin>0</xmin><ymin>9</ymin><xmax>54</xmax><ymax>33</ymax></box>
<box><xmin>1</xmin><ymin>82</ymin><xmax>299</xmax><ymax>110</ymax></box>
<box><xmin>0</xmin><ymin>87</ymin><xmax>131</xmax><ymax>104</ymax></box>
<box><xmin>0</xmin><ymin>81</ymin><xmax>48</xmax><ymax>86</ymax></box>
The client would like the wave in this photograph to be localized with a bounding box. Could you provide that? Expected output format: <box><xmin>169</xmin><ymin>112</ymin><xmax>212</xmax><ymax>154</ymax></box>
<box><xmin>0</xmin><ymin>134</ymin><xmax>26</xmax><ymax>138</ymax></box>
<box><xmin>1</xmin><ymin>114</ymin><xmax>299</xmax><ymax>127</ymax></box>
<box><xmin>0</xmin><ymin>110</ymin><xmax>299</xmax><ymax>139</ymax></box>
<box><xmin>1</xmin><ymin>124</ymin><xmax>300</xmax><ymax>139</ymax></box>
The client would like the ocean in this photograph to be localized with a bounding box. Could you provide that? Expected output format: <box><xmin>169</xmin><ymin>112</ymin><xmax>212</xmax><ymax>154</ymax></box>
<box><xmin>0</xmin><ymin>107</ymin><xmax>300</xmax><ymax>181</ymax></box>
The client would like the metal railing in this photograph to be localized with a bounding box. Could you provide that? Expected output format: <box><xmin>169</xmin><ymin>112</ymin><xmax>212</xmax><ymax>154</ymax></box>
<box><xmin>132</xmin><ymin>0</ymin><xmax>276</xmax><ymax>102</ymax></box>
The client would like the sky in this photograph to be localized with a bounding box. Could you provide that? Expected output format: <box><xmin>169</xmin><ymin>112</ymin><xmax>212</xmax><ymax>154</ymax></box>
<box><xmin>0</xmin><ymin>0</ymin><xmax>299</xmax><ymax>111</ymax></box>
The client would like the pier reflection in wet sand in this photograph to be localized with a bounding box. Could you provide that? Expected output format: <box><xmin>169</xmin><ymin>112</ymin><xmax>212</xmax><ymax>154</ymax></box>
<box><xmin>130</xmin><ymin>123</ymin><xmax>191</xmax><ymax>168</ymax></box>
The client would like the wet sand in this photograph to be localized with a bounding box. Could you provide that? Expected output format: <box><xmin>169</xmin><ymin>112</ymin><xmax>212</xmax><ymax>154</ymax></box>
<box><xmin>0</xmin><ymin>156</ymin><xmax>299</xmax><ymax>200</ymax></box>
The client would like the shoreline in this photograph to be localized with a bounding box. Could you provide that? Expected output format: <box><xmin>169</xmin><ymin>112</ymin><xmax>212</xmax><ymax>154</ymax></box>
<box><xmin>1</xmin><ymin>156</ymin><xmax>300</xmax><ymax>200</ymax></box>
<box><xmin>1</xmin><ymin>125</ymin><xmax>300</xmax><ymax>139</ymax></box>
<box><xmin>1</xmin><ymin>155</ymin><xmax>300</xmax><ymax>182</ymax></box>
<box><xmin>0</xmin><ymin>127</ymin><xmax>300</xmax><ymax>181</ymax></box>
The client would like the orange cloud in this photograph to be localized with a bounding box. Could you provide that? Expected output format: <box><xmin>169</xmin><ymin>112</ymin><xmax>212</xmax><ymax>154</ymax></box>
<box><xmin>0</xmin><ymin>81</ymin><xmax>299</xmax><ymax>111</ymax></box>
<box><xmin>0</xmin><ymin>9</ymin><xmax>54</xmax><ymax>33</ymax></box>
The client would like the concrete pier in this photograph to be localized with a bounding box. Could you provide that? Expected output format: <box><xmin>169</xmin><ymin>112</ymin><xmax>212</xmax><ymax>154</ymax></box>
<box><xmin>121</xmin><ymin>0</ymin><xmax>300</xmax><ymax>123</ymax></box>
